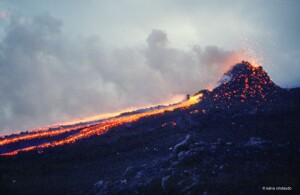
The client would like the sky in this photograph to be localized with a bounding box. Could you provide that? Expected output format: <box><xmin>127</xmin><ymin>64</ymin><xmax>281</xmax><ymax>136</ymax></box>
<box><xmin>0</xmin><ymin>0</ymin><xmax>299</xmax><ymax>134</ymax></box>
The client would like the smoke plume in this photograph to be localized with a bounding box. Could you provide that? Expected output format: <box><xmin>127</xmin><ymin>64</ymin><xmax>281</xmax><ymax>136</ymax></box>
<box><xmin>0</xmin><ymin>14</ymin><xmax>243</xmax><ymax>134</ymax></box>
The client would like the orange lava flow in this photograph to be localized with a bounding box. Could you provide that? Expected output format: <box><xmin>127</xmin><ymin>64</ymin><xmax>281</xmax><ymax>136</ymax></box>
<box><xmin>0</xmin><ymin>125</ymin><xmax>91</xmax><ymax>147</ymax></box>
<box><xmin>1</xmin><ymin>94</ymin><xmax>203</xmax><ymax>156</ymax></box>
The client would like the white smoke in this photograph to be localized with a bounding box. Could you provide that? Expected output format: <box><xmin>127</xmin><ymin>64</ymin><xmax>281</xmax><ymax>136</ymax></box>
<box><xmin>0</xmin><ymin>14</ymin><xmax>243</xmax><ymax>134</ymax></box>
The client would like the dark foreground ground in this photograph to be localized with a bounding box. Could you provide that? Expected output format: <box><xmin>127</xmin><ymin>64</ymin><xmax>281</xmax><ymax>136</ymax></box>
<box><xmin>1</xmin><ymin>63</ymin><xmax>300</xmax><ymax>194</ymax></box>
<box><xmin>1</xmin><ymin>97</ymin><xmax>299</xmax><ymax>194</ymax></box>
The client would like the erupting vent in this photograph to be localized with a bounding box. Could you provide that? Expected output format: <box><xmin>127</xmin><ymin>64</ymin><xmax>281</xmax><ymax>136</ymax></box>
<box><xmin>198</xmin><ymin>61</ymin><xmax>281</xmax><ymax>109</ymax></box>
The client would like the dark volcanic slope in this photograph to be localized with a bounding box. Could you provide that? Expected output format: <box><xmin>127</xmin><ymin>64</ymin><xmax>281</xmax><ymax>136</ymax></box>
<box><xmin>0</xmin><ymin>61</ymin><xmax>299</xmax><ymax>195</ymax></box>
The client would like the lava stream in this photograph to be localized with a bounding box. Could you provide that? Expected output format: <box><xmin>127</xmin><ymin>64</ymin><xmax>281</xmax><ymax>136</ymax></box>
<box><xmin>0</xmin><ymin>125</ymin><xmax>91</xmax><ymax>146</ymax></box>
<box><xmin>1</xmin><ymin>93</ymin><xmax>203</xmax><ymax>156</ymax></box>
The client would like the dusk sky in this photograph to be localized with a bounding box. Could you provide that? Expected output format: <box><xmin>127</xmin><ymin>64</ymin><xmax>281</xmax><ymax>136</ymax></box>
<box><xmin>0</xmin><ymin>0</ymin><xmax>299</xmax><ymax>134</ymax></box>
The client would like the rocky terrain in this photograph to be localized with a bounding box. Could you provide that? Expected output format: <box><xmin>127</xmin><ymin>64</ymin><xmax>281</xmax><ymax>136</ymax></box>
<box><xmin>1</xmin><ymin>61</ymin><xmax>299</xmax><ymax>194</ymax></box>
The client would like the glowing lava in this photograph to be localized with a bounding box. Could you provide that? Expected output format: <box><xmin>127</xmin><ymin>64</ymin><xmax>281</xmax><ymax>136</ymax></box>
<box><xmin>0</xmin><ymin>93</ymin><xmax>203</xmax><ymax>156</ymax></box>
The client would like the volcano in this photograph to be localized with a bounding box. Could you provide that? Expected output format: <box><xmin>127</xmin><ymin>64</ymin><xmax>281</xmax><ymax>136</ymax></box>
<box><xmin>215</xmin><ymin>60</ymin><xmax>280</xmax><ymax>99</ymax></box>
<box><xmin>0</xmin><ymin>61</ymin><xmax>299</xmax><ymax>194</ymax></box>
<box><xmin>198</xmin><ymin>61</ymin><xmax>281</xmax><ymax>107</ymax></box>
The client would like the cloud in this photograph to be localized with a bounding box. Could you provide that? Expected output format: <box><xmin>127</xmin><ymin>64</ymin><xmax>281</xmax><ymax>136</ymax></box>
<box><xmin>146</xmin><ymin>29</ymin><xmax>168</xmax><ymax>49</ymax></box>
<box><xmin>0</xmin><ymin>14</ymin><xmax>244</xmax><ymax>134</ymax></box>
<box><xmin>0</xmin><ymin>12</ymin><xmax>6</xmax><ymax>19</ymax></box>
<box><xmin>145</xmin><ymin>30</ymin><xmax>243</xmax><ymax>92</ymax></box>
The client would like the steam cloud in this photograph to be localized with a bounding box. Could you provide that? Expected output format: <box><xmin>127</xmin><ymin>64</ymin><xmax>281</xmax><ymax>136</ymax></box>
<box><xmin>0</xmin><ymin>14</ymin><xmax>243</xmax><ymax>134</ymax></box>
<box><xmin>0</xmin><ymin>12</ymin><xmax>6</xmax><ymax>20</ymax></box>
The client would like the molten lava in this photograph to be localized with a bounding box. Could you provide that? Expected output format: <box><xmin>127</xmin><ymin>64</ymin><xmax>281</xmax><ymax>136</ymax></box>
<box><xmin>0</xmin><ymin>93</ymin><xmax>203</xmax><ymax>156</ymax></box>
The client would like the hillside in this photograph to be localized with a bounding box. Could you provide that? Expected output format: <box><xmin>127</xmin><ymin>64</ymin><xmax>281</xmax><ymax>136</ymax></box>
<box><xmin>0</xmin><ymin>61</ymin><xmax>299</xmax><ymax>194</ymax></box>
